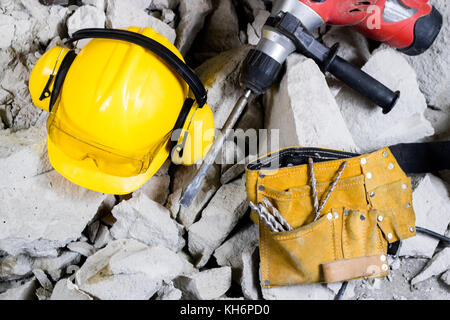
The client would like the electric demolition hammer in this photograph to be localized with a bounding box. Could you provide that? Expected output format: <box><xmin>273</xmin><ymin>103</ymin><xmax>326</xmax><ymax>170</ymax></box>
<box><xmin>180</xmin><ymin>0</ymin><xmax>443</xmax><ymax>207</ymax></box>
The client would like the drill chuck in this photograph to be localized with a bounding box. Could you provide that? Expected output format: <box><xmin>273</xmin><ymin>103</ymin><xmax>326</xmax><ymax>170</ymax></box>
<box><xmin>241</xmin><ymin>49</ymin><xmax>283</xmax><ymax>94</ymax></box>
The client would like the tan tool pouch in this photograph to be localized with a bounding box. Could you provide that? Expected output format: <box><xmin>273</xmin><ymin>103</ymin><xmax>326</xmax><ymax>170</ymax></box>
<box><xmin>246</xmin><ymin>147</ymin><xmax>416</xmax><ymax>288</ymax></box>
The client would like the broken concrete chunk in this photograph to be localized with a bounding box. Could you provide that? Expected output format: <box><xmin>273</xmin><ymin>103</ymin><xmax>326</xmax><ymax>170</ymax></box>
<box><xmin>400</xmin><ymin>174</ymin><xmax>450</xmax><ymax>258</ymax></box>
<box><xmin>188</xmin><ymin>181</ymin><xmax>249</xmax><ymax>268</ymax></box>
<box><xmin>174</xmin><ymin>267</ymin><xmax>232</xmax><ymax>300</ymax></box>
<box><xmin>176</xmin><ymin>0</ymin><xmax>212</xmax><ymax>55</ymax></box>
<box><xmin>82</xmin><ymin>0</ymin><xmax>106</xmax><ymax>11</ymax></box>
<box><xmin>50</xmin><ymin>279</ymin><xmax>93</xmax><ymax>300</ymax></box>
<box><xmin>247</xmin><ymin>10</ymin><xmax>270</xmax><ymax>45</ymax></box>
<box><xmin>200</xmin><ymin>0</ymin><xmax>241</xmax><ymax>53</ymax></box>
<box><xmin>266</xmin><ymin>54</ymin><xmax>358</xmax><ymax>152</ymax></box>
<box><xmin>0</xmin><ymin>254</ymin><xmax>33</xmax><ymax>280</ymax></box>
<box><xmin>166</xmin><ymin>188</ymin><xmax>182</xmax><ymax>220</ymax></box>
<box><xmin>32</xmin><ymin>269</ymin><xmax>53</xmax><ymax>291</ymax></box>
<box><xmin>87</xmin><ymin>220</ymin><xmax>100</xmax><ymax>244</ymax></box>
<box><xmin>35</xmin><ymin>287</ymin><xmax>51</xmax><ymax>300</ymax></box>
<box><xmin>240</xmin><ymin>246</ymin><xmax>261</xmax><ymax>300</ymax></box>
<box><xmin>133</xmin><ymin>174</ymin><xmax>170</xmax><ymax>205</ymax></box>
<box><xmin>424</xmin><ymin>108</ymin><xmax>450</xmax><ymax>139</ymax></box>
<box><xmin>151</xmin><ymin>0</ymin><xmax>179</xmax><ymax>10</ymax></box>
<box><xmin>214</xmin><ymin>222</ymin><xmax>258</xmax><ymax>280</ymax></box>
<box><xmin>94</xmin><ymin>224</ymin><xmax>113</xmax><ymax>250</ymax></box>
<box><xmin>75</xmin><ymin>239</ymin><xmax>193</xmax><ymax>300</ymax></box>
<box><xmin>33</xmin><ymin>251</ymin><xmax>81</xmax><ymax>282</ymax></box>
<box><xmin>111</xmin><ymin>193</ymin><xmax>185</xmax><ymax>252</ymax></box>
<box><xmin>156</xmin><ymin>281</ymin><xmax>183</xmax><ymax>300</ymax></box>
<box><xmin>0</xmin><ymin>277</ymin><xmax>37</xmax><ymax>300</ymax></box>
<box><xmin>67</xmin><ymin>5</ymin><xmax>106</xmax><ymax>37</ymax></box>
<box><xmin>263</xmin><ymin>283</ymin><xmax>334</xmax><ymax>300</ymax></box>
<box><xmin>106</xmin><ymin>0</ymin><xmax>176</xmax><ymax>43</ymax></box>
<box><xmin>441</xmin><ymin>270</ymin><xmax>450</xmax><ymax>286</ymax></box>
<box><xmin>0</xmin><ymin>171</ymin><xmax>107</xmax><ymax>257</ymax></box>
<box><xmin>0</xmin><ymin>125</ymin><xmax>50</xmax><ymax>187</ymax></box>
<box><xmin>67</xmin><ymin>241</ymin><xmax>96</xmax><ymax>257</ymax></box>
<box><xmin>412</xmin><ymin>248</ymin><xmax>450</xmax><ymax>285</ymax></box>
<box><xmin>336</xmin><ymin>49</ymin><xmax>434</xmax><ymax>153</ymax></box>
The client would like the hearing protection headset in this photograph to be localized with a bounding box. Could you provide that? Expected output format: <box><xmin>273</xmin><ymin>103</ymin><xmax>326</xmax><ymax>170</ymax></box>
<box><xmin>38</xmin><ymin>28</ymin><xmax>208</xmax><ymax>162</ymax></box>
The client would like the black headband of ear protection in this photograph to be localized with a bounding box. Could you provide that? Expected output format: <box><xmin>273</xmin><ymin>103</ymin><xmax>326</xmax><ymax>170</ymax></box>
<box><xmin>64</xmin><ymin>28</ymin><xmax>207</xmax><ymax>108</ymax></box>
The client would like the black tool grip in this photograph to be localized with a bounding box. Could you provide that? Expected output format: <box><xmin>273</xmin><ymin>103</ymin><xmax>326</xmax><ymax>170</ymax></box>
<box><xmin>327</xmin><ymin>56</ymin><xmax>400</xmax><ymax>114</ymax></box>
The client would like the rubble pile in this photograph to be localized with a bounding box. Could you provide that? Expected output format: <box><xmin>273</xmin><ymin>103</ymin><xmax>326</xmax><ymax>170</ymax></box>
<box><xmin>0</xmin><ymin>0</ymin><xmax>449</xmax><ymax>300</ymax></box>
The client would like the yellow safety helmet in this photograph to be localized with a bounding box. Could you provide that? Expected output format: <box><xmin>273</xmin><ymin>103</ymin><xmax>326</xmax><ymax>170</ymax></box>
<box><xmin>29</xmin><ymin>27</ymin><xmax>215</xmax><ymax>195</ymax></box>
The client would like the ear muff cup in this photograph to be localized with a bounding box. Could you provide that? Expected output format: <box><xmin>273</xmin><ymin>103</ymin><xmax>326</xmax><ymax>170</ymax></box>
<box><xmin>171</xmin><ymin>103</ymin><xmax>215</xmax><ymax>165</ymax></box>
<box><xmin>29</xmin><ymin>47</ymin><xmax>71</xmax><ymax>112</ymax></box>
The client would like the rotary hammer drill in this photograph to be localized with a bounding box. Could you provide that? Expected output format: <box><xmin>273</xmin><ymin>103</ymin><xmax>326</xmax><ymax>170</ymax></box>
<box><xmin>180</xmin><ymin>0</ymin><xmax>442</xmax><ymax>207</ymax></box>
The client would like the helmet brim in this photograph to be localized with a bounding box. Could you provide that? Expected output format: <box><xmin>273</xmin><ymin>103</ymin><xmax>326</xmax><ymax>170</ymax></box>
<box><xmin>47</xmin><ymin>136</ymin><xmax>170</xmax><ymax>195</ymax></box>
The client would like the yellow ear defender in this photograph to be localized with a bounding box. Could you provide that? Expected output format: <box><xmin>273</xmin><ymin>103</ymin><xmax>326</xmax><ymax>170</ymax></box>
<box><xmin>29</xmin><ymin>27</ymin><xmax>215</xmax><ymax>194</ymax></box>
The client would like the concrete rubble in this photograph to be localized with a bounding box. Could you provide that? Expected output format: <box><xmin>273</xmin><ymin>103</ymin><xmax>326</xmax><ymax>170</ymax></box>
<box><xmin>0</xmin><ymin>0</ymin><xmax>449</xmax><ymax>301</ymax></box>
<box><xmin>75</xmin><ymin>239</ymin><xmax>194</xmax><ymax>300</ymax></box>
<box><xmin>111</xmin><ymin>193</ymin><xmax>185</xmax><ymax>252</ymax></box>
<box><xmin>50</xmin><ymin>278</ymin><xmax>93</xmax><ymax>300</ymax></box>
<box><xmin>214</xmin><ymin>222</ymin><xmax>258</xmax><ymax>280</ymax></box>
<box><xmin>188</xmin><ymin>181</ymin><xmax>249</xmax><ymax>268</ymax></box>
<box><xmin>399</xmin><ymin>174</ymin><xmax>450</xmax><ymax>258</ymax></box>
<box><xmin>0</xmin><ymin>277</ymin><xmax>37</xmax><ymax>300</ymax></box>
<box><xmin>412</xmin><ymin>248</ymin><xmax>450</xmax><ymax>285</ymax></box>
<box><xmin>174</xmin><ymin>266</ymin><xmax>232</xmax><ymax>300</ymax></box>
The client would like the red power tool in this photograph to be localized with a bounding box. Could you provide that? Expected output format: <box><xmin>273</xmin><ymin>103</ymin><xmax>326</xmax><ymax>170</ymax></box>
<box><xmin>179</xmin><ymin>0</ymin><xmax>443</xmax><ymax>208</ymax></box>
<box><xmin>298</xmin><ymin>0</ymin><xmax>442</xmax><ymax>54</ymax></box>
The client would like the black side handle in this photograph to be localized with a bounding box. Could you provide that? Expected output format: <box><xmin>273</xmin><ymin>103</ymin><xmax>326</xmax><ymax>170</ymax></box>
<box><xmin>327</xmin><ymin>56</ymin><xmax>400</xmax><ymax>114</ymax></box>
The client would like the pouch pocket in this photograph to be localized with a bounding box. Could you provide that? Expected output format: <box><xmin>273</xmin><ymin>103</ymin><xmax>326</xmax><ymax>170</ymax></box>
<box><xmin>260</xmin><ymin>213</ymin><xmax>335</xmax><ymax>287</ymax></box>
<box><xmin>341</xmin><ymin>209</ymin><xmax>387</xmax><ymax>259</ymax></box>
<box><xmin>260</xmin><ymin>207</ymin><xmax>389</xmax><ymax>287</ymax></box>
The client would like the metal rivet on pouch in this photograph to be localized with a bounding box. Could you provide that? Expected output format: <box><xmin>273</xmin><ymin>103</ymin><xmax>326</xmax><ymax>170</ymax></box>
<box><xmin>378</xmin><ymin>216</ymin><xmax>383</xmax><ymax>222</ymax></box>
<box><xmin>406</xmin><ymin>203</ymin><xmax>411</xmax><ymax>208</ymax></box>
<box><xmin>258</xmin><ymin>186</ymin><xmax>265</xmax><ymax>192</ymax></box>
<box><xmin>360</xmin><ymin>214</ymin><xmax>366</xmax><ymax>221</ymax></box>
<box><xmin>360</xmin><ymin>158</ymin><xmax>367</xmax><ymax>165</ymax></box>
<box><xmin>382</xmin><ymin>264</ymin><xmax>388</xmax><ymax>271</ymax></box>
<box><xmin>383</xmin><ymin>151</ymin><xmax>389</xmax><ymax>158</ymax></box>
<box><xmin>370</xmin><ymin>192</ymin><xmax>375</xmax><ymax>198</ymax></box>
<box><xmin>259</xmin><ymin>173</ymin><xmax>265</xmax><ymax>179</ymax></box>
<box><xmin>327</xmin><ymin>213</ymin><xmax>333</xmax><ymax>221</ymax></box>
<box><xmin>334</xmin><ymin>213</ymin><xmax>339</xmax><ymax>220</ymax></box>
<box><xmin>387</xmin><ymin>233</ymin><xmax>393</xmax><ymax>240</ymax></box>
<box><xmin>344</xmin><ymin>210</ymin><xmax>350</xmax><ymax>216</ymax></box>
<box><xmin>410</xmin><ymin>227</ymin><xmax>415</xmax><ymax>233</ymax></box>
<box><xmin>264</xmin><ymin>280</ymin><xmax>270</xmax><ymax>286</ymax></box>
<box><xmin>380</xmin><ymin>255</ymin><xmax>387</xmax><ymax>262</ymax></box>
<box><xmin>366</xmin><ymin>172</ymin><xmax>373</xmax><ymax>179</ymax></box>
<box><xmin>402</xmin><ymin>184</ymin><xmax>408</xmax><ymax>190</ymax></box>
<box><xmin>388</xmin><ymin>163</ymin><xmax>394</xmax><ymax>170</ymax></box>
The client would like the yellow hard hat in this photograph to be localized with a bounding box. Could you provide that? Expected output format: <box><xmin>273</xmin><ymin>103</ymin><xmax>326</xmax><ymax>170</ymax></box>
<box><xmin>29</xmin><ymin>27</ymin><xmax>215</xmax><ymax>195</ymax></box>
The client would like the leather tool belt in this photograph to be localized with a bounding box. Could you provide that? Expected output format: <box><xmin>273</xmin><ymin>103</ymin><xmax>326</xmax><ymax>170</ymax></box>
<box><xmin>245</xmin><ymin>142</ymin><xmax>449</xmax><ymax>288</ymax></box>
